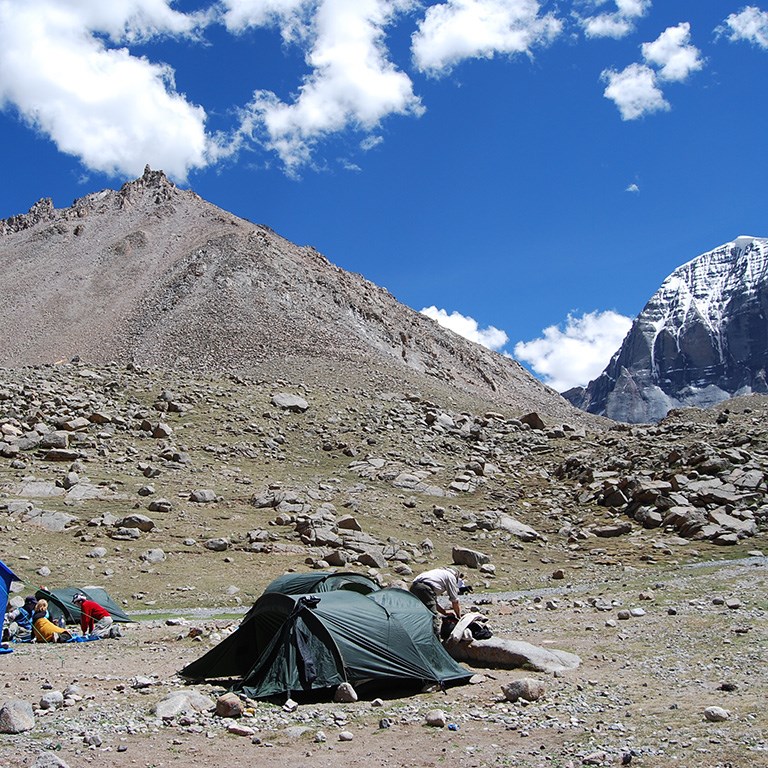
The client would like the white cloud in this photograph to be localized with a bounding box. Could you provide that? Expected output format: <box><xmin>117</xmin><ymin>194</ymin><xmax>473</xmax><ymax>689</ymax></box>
<box><xmin>626</xmin><ymin>182</ymin><xmax>640</xmax><ymax>192</ymax></box>
<box><xmin>580</xmin><ymin>0</ymin><xmax>650</xmax><ymax>39</ymax></box>
<box><xmin>719</xmin><ymin>6</ymin><xmax>768</xmax><ymax>49</ymax></box>
<box><xmin>601</xmin><ymin>23</ymin><xmax>701</xmax><ymax>120</ymax></box>
<box><xmin>360</xmin><ymin>135</ymin><xmax>384</xmax><ymax>150</ymax></box>
<box><xmin>0</xmin><ymin>0</ymin><xmax>211</xmax><ymax>181</ymax></box>
<box><xmin>514</xmin><ymin>310</ymin><xmax>633</xmax><ymax>392</ymax></box>
<box><xmin>601</xmin><ymin>62</ymin><xmax>668</xmax><ymax>120</ymax></box>
<box><xmin>232</xmin><ymin>0</ymin><xmax>422</xmax><ymax>174</ymax></box>
<box><xmin>222</xmin><ymin>0</ymin><xmax>313</xmax><ymax>43</ymax></box>
<box><xmin>411</xmin><ymin>0</ymin><xmax>562</xmax><ymax>76</ymax></box>
<box><xmin>421</xmin><ymin>306</ymin><xmax>509</xmax><ymax>351</ymax></box>
<box><xmin>641</xmin><ymin>22</ymin><xmax>702</xmax><ymax>82</ymax></box>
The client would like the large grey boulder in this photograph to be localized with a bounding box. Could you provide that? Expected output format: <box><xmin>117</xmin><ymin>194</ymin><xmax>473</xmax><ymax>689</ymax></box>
<box><xmin>0</xmin><ymin>700</ymin><xmax>35</xmax><ymax>733</ymax></box>
<box><xmin>271</xmin><ymin>393</ymin><xmax>309</xmax><ymax>412</ymax></box>
<box><xmin>445</xmin><ymin>613</ymin><xmax>580</xmax><ymax>674</ymax></box>
<box><xmin>153</xmin><ymin>691</ymin><xmax>215</xmax><ymax>720</ymax></box>
<box><xmin>452</xmin><ymin>546</ymin><xmax>490</xmax><ymax>569</ymax></box>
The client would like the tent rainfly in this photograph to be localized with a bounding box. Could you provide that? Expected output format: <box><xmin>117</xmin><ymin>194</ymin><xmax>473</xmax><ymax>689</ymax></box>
<box><xmin>34</xmin><ymin>587</ymin><xmax>134</xmax><ymax>626</ymax></box>
<box><xmin>1</xmin><ymin>559</ymin><xmax>21</xmax><ymax>613</ymax></box>
<box><xmin>263</xmin><ymin>571</ymin><xmax>380</xmax><ymax>596</ymax></box>
<box><xmin>181</xmin><ymin>587</ymin><xmax>472</xmax><ymax>699</ymax></box>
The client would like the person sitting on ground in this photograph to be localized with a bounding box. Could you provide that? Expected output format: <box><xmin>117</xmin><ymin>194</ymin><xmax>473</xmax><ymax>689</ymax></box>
<box><xmin>32</xmin><ymin>599</ymin><xmax>72</xmax><ymax>643</ymax></box>
<box><xmin>409</xmin><ymin>566</ymin><xmax>465</xmax><ymax>634</ymax></box>
<box><xmin>73</xmin><ymin>593</ymin><xmax>121</xmax><ymax>639</ymax></box>
<box><xmin>4</xmin><ymin>596</ymin><xmax>37</xmax><ymax>642</ymax></box>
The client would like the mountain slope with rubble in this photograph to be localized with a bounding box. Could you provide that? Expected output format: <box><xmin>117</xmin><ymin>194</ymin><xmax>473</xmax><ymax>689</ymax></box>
<box><xmin>0</xmin><ymin>166</ymin><xmax>582</xmax><ymax>423</ymax></box>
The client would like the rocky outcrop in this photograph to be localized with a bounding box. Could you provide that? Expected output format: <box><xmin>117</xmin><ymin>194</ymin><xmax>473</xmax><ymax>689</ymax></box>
<box><xmin>566</xmin><ymin>237</ymin><xmax>768</xmax><ymax>423</ymax></box>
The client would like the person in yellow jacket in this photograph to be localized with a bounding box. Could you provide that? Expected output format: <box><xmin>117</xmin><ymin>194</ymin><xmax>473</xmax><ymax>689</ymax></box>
<box><xmin>32</xmin><ymin>599</ymin><xmax>72</xmax><ymax>643</ymax></box>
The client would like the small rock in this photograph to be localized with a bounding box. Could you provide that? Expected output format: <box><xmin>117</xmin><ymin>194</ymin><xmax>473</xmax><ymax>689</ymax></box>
<box><xmin>39</xmin><ymin>691</ymin><xmax>64</xmax><ymax>710</ymax></box>
<box><xmin>704</xmin><ymin>706</ymin><xmax>730</xmax><ymax>722</ymax></box>
<box><xmin>501</xmin><ymin>677</ymin><xmax>546</xmax><ymax>703</ymax></box>
<box><xmin>425</xmin><ymin>709</ymin><xmax>448</xmax><ymax>727</ymax></box>
<box><xmin>227</xmin><ymin>723</ymin><xmax>256</xmax><ymax>737</ymax></box>
<box><xmin>334</xmin><ymin>682</ymin><xmax>358</xmax><ymax>703</ymax></box>
<box><xmin>338</xmin><ymin>730</ymin><xmax>354</xmax><ymax>741</ymax></box>
<box><xmin>216</xmin><ymin>692</ymin><xmax>244</xmax><ymax>718</ymax></box>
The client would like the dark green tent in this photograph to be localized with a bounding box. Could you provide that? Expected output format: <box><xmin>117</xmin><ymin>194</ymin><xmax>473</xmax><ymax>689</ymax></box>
<box><xmin>264</xmin><ymin>571</ymin><xmax>380</xmax><ymax>596</ymax></box>
<box><xmin>181</xmin><ymin>588</ymin><xmax>471</xmax><ymax>699</ymax></box>
<box><xmin>34</xmin><ymin>586</ymin><xmax>133</xmax><ymax>626</ymax></box>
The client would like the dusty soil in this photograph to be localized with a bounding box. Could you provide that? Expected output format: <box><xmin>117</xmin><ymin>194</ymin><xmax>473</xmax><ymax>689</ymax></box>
<box><xmin>1</xmin><ymin>554</ymin><xmax>766</xmax><ymax>768</ymax></box>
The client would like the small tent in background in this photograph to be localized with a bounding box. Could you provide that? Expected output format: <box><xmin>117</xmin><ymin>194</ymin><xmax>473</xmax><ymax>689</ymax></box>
<box><xmin>263</xmin><ymin>571</ymin><xmax>380</xmax><ymax>596</ymax></box>
<box><xmin>1</xmin><ymin>559</ymin><xmax>21</xmax><ymax>612</ymax></box>
<box><xmin>181</xmin><ymin>587</ymin><xmax>472</xmax><ymax>700</ymax></box>
<box><xmin>34</xmin><ymin>586</ymin><xmax>133</xmax><ymax>626</ymax></box>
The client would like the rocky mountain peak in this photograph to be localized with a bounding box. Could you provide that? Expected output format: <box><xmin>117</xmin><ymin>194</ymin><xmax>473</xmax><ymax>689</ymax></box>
<box><xmin>566</xmin><ymin>236</ymin><xmax>768</xmax><ymax>423</ymax></box>
<box><xmin>0</xmin><ymin>171</ymin><xmax>588</xmax><ymax>424</ymax></box>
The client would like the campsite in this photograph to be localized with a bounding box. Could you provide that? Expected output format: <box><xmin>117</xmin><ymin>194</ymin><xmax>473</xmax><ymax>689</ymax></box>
<box><xmin>1</xmin><ymin>555</ymin><xmax>765</xmax><ymax>768</ymax></box>
<box><xmin>1</xmin><ymin>364</ymin><xmax>767</xmax><ymax>768</ymax></box>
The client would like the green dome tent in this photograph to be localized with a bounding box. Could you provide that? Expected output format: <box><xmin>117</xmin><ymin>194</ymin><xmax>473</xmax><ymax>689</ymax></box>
<box><xmin>181</xmin><ymin>588</ymin><xmax>471</xmax><ymax>699</ymax></box>
<box><xmin>263</xmin><ymin>571</ymin><xmax>380</xmax><ymax>596</ymax></box>
<box><xmin>34</xmin><ymin>586</ymin><xmax>133</xmax><ymax>626</ymax></box>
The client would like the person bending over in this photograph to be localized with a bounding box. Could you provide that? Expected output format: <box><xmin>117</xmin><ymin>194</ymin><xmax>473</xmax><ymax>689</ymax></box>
<box><xmin>73</xmin><ymin>593</ymin><xmax>121</xmax><ymax>639</ymax></box>
<box><xmin>409</xmin><ymin>567</ymin><xmax>465</xmax><ymax>634</ymax></box>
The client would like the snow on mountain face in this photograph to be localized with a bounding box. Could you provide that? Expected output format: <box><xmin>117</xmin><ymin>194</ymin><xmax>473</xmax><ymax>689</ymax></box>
<box><xmin>565</xmin><ymin>236</ymin><xmax>768</xmax><ymax>423</ymax></box>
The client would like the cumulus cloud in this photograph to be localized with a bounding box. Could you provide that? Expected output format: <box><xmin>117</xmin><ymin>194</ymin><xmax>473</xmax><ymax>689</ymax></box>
<box><xmin>222</xmin><ymin>0</ymin><xmax>313</xmax><ymax>42</ymax></box>
<box><xmin>231</xmin><ymin>0</ymin><xmax>422</xmax><ymax>174</ymax></box>
<box><xmin>514</xmin><ymin>310</ymin><xmax>633</xmax><ymax>392</ymax></box>
<box><xmin>641</xmin><ymin>22</ymin><xmax>703</xmax><ymax>81</ymax></box>
<box><xmin>601</xmin><ymin>23</ymin><xmax>701</xmax><ymax>119</ymax></box>
<box><xmin>601</xmin><ymin>63</ymin><xmax>668</xmax><ymax>120</ymax></box>
<box><xmin>0</xmin><ymin>0</ymin><xmax>212</xmax><ymax>181</ymax></box>
<box><xmin>718</xmin><ymin>5</ymin><xmax>768</xmax><ymax>49</ymax></box>
<box><xmin>626</xmin><ymin>182</ymin><xmax>640</xmax><ymax>192</ymax></box>
<box><xmin>421</xmin><ymin>306</ymin><xmax>509</xmax><ymax>351</ymax></box>
<box><xmin>580</xmin><ymin>0</ymin><xmax>651</xmax><ymax>39</ymax></box>
<box><xmin>411</xmin><ymin>0</ymin><xmax>562</xmax><ymax>75</ymax></box>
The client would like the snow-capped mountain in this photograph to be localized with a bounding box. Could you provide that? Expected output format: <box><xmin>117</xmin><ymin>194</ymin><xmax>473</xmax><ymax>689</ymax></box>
<box><xmin>564</xmin><ymin>236</ymin><xmax>768</xmax><ymax>423</ymax></box>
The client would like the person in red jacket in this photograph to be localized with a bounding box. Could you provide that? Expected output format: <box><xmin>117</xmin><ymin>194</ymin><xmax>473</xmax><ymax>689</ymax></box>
<box><xmin>72</xmin><ymin>593</ymin><xmax>121</xmax><ymax>639</ymax></box>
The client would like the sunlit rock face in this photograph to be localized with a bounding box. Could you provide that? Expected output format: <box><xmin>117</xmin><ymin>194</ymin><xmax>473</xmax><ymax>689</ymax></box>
<box><xmin>565</xmin><ymin>236</ymin><xmax>768</xmax><ymax>423</ymax></box>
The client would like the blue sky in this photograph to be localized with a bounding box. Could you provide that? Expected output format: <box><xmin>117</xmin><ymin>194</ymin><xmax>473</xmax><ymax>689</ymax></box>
<box><xmin>0</xmin><ymin>1</ymin><xmax>766</xmax><ymax>391</ymax></box>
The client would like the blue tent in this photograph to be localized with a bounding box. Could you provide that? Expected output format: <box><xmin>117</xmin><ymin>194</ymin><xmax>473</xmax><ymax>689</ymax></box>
<box><xmin>1</xmin><ymin>559</ymin><xmax>21</xmax><ymax>613</ymax></box>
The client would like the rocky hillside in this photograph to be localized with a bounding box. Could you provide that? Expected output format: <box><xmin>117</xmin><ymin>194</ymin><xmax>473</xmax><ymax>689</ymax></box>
<box><xmin>565</xmin><ymin>236</ymin><xmax>768</xmax><ymax>423</ymax></box>
<box><xmin>0</xmin><ymin>166</ymin><xmax>578</xmax><ymax>423</ymax></box>
<box><xmin>1</xmin><ymin>362</ymin><xmax>765</xmax><ymax>609</ymax></box>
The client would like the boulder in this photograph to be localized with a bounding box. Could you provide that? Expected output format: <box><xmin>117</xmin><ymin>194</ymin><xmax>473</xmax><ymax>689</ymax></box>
<box><xmin>153</xmin><ymin>691</ymin><xmax>215</xmax><ymax>720</ymax></box>
<box><xmin>117</xmin><ymin>514</ymin><xmax>156</xmax><ymax>532</ymax></box>
<box><xmin>271</xmin><ymin>393</ymin><xmax>309</xmax><ymax>412</ymax></box>
<box><xmin>452</xmin><ymin>546</ymin><xmax>490</xmax><ymax>569</ymax></box>
<box><xmin>501</xmin><ymin>677</ymin><xmax>547</xmax><ymax>703</ymax></box>
<box><xmin>0</xmin><ymin>700</ymin><xmax>35</xmax><ymax>733</ymax></box>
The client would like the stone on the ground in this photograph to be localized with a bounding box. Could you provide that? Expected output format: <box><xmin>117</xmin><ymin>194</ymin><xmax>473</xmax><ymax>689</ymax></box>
<box><xmin>334</xmin><ymin>682</ymin><xmax>358</xmax><ymax>703</ymax></box>
<box><xmin>0</xmin><ymin>700</ymin><xmax>35</xmax><ymax>733</ymax></box>
<box><xmin>501</xmin><ymin>677</ymin><xmax>546</xmax><ymax>703</ymax></box>
<box><xmin>425</xmin><ymin>709</ymin><xmax>447</xmax><ymax>727</ymax></box>
<box><xmin>704</xmin><ymin>706</ymin><xmax>730</xmax><ymax>722</ymax></box>
<box><xmin>31</xmin><ymin>753</ymin><xmax>71</xmax><ymax>768</ymax></box>
<box><xmin>215</xmin><ymin>692</ymin><xmax>244</xmax><ymax>718</ymax></box>
<box><xmin>153</xmin><ymin>691</ymin><xmax>215</xmax><ymax>719</ymax></box>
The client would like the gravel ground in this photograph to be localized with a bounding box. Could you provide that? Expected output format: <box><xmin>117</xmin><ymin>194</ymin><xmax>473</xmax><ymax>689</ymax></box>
<box><xmin>2</xmin><ymin>554</ymin><xmax>766</xmax><ymax>768</ymax></box>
